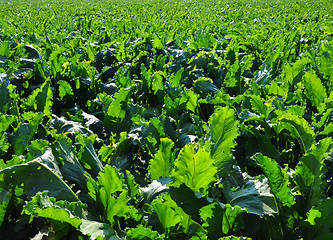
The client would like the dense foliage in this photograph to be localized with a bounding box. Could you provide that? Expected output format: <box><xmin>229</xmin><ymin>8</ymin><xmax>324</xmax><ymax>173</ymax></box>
<box><xmin>0</xmin><ymin>0</ymin><xmax>332</xmax><ymax>239</ymax></box>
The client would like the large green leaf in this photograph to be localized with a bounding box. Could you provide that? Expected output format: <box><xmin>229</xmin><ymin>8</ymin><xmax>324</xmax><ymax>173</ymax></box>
<box><xmin>98</xmin><ymin>165</ymin><xmax>125</xmax><ymax>197</ymax></box>
<box><xmin>105</xmin><ymin>191</ymin><xmax>131</xmax><ymax>226</ymax></box>
<box><xmin>223</xmin><ymin>176</ymin><xmax>278</xmax><ymax>216</ymax></box>
<box><xmin>23</xmin><ymin>192</ymin><xmax>120</xmax><ymax>239</ymax></box>
<box><xmin>283</xmin><ymin>57</ymin><xmax>310</xmax><ymax>89</ymax></box>
<box><xmin>0</xmin><ymin>153</ymin><xmax>79</xmax><ymax>201</ymax></box>
<box><xmin>23</xmin><ymin>191</ymin><xmax>86</xmax><ymax>228</ymax></box>
<box><xmin>255</xmin><ymin>67</ymin><xmax>272</xmax><ymax>87</ymax></box>
<box><xmin>141</xmin><ymin>179</ymin><xmax>170</xmax><ymax>204</ymax></box>
<box><xmin>55</xmin><ymin>136</ymin><xmax>88</xmax><ymax>200</ymax></box>
<box><xmin>97</xmin><ymin>165</ymin><xmax>130</xmax><ymax>225</ymax></box>
<box><xmin>200</xmin><ymin>202</ymin><xmax>245</xmax><ymax>239</ymax></box>
<box><xmin>50</xmin><ymin>116</ymin><xmax>93</xmax><ymax>135</ymax></box>
<box><xmin>0</xmin><ymin>74</ymin><xmax>11</xmax><ymax>114</ymax></box>
<box><xmin>208</xmin><ymin>107</ymin><xmax>239</xmax><ymax>174</ymax></box>
<box><xmin>0</xmin><ymin>115</ymin><xmax>15</xmax><ymax>155</ymax></box>
<box><xmin>75</xmin><ymin>134</ymin><xmax>104</xmax><ymax>177</ymax></box>
<box><xmin>107</xmin><ymin>88</ymin><xmax>131</xmax><ymax>122</ymax></box>
<box><xmin>255</xmin><ymin>154</ymin><xmax>295</xmax><ymax>207</ymax></box>
<box><xmin>279</xmin><ymin>112</ymin><xmax>315</xmax><ymax>153</ymax></box>
<box><xmin>304</xmin><ymin>198</ymin><xmax>333</xmax><ymax>240</ymax></box>
<box><xmin>172</xmin><ymin>144</ymin><xmax>217</xmax><ymax>194</ymax></box>
<box><xmin>0</xmin><ymin>181</ymin><xmax>11</xmax><ymax>227</ymax></box>
<box><xmin>169</xmin><ymin>184</ymin><xmax>210</xmax><ymax>217</ymax></box>
<box><xmin>126</xmin><ymin>225</ymin><xmax>159</xmax><ymax>240</ymax></box>
<box><xmin>148</xmin><ymin>138</ymin><xmax>174</xmax><ymax>180</ymax></box>
<box><xmin>294</xmin><ymin>137</ymin><xmax>332</xmax><ymax>209</ymax></box>
<box><xmin>14</xmin><ymin>112</ymin><xmax>43</xmax><ymax>155</ymax></box>
<box><xmin>151</xmin><ymin>198</ymin><xmax>182</xmax><ymax>232</ymax></box>
<box><xmin>80</xmin><ymin>219</ymin><xmax>120</xmax><ymax>240</ymax></box>
<box><xmin>303</xmin><ymin>71</ymin><xmax>327</xmax><ymax>111</ymax></box>
<box><xmin>25</xmin><ymin>80</ymin><xmax>53</xmax><ymax>116</ymax></box>
<box><xmin>0</xmin><ymin>41</ymin><xmax>10</xmax><ymax>57</ymax></box>
<box><xmin>58</xmin><ymin>80</ymin><xmax>74</xmax><ymax>100</ymax></box>
<box><xmin>193</xmin><ymin>77</ymin><xmax>219</xmax><ymax>94</ymax></box>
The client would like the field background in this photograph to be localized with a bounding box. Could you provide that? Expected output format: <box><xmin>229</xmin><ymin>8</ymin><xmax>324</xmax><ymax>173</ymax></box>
<box><xmin>0</xmin><ymin>0</ymin><xmax>332</xmax><ymax>239</ymax></box>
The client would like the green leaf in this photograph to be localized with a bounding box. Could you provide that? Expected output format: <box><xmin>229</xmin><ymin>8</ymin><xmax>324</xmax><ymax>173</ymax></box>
<box><xmin>200</xmin><ymin>202</ymin><xmax>245</xmax><ymax>239</ymax></box>
<box><xmin>152</xmin><ymin>72</ymin><xmax>165</xmax><ymax>94</ymax></box>
<box><xmin>255</xmin><ymin>67</ymin><xmax>272</xmax><ymax>87</ymax></box>
<box><xmin>98</xmin><ymin>165</ymin><xmax>125</xmax><ymax>197</ymax></box>
<box><xmin>85</xmin><ymin>44</ymin><xmax>95</xmax><ymax>62</ymax></box>
<box><xmin>14</xmin><ymin>112</ymin><xmax>43</xmax><ymax>155</ymax></box>
<box><xmin>283</xmin><ymin>57</ymin><xmax>310</xmax><ymax>89</ymax></box>
<box><xmin>148</xmin><ymin>138</ymin><xmax>174</xmax><ymax>180</ymax></box>
<box><xmin>80</xmin><ymin>219</ymin><xmax>120</xmax><ymax>240</ymax></box>
<box><xmin>105</xmin><ymin>191</ymin><xmax>131</xmax><ymax>225</ymax></box>
<box><xmin>0</xmin><ymin>74</ymin><xmax>11</xmax><ymax>114</ymax></box>
<box><xmin>58</xmin><ymin>80</ymin><xmax>74</xmax><ymax>100</ymax></box>
<box><xmin>169</xmin><ymin>184</ymin><xmax>210</xmax><ymax>217</ymax></box>
<box><xmin>304</xmin><ymin>198</ymin><xmax>333</xmax><ymax>240</ymax></box>
<box><xmin>35</xmin><ymin>147</ymin><xmax>62</xmax><ymax>177</ymax></box>
<box><xmin>24</xmin><ymin>44</ymin><xmax>42</xmax><ymax>60</ymax></box>
<box><xmin>0</xmin><ymin>41</ymin><xmax>10</xmax><ymax>57</ymax></box>
<box><xmin>0</xmin><ymin>181</ymin><xmax>11</xmax><ymax>227</ymax></box>
<box><xmin>303</xmin><ymin>71</ymin><xmax>327</xmax><ymax>111</ymax></box>
<box><xmin>0</xmin><ymin>114</ymin><xmax>15</xmax><ymax>155</ymax></box>
<box><xmin>126</xmin><ymin>225</ymin><xmax>159</xmax><ymax>240</ymax></box>
<box><xmin>223</xmin><ymin>176</ymin><xmax>278</xmax><ymax>216</ymax></box>
<box><xmin>255</xmin><ymin>154</ymin><xmax>295</xmax><ymax>207</ymax></box>
<box><xmin>193</xmin><ymin>77</ymin><xmax>219</xmax><ymax>94</ymax></box>
<box><xmin>0</xmin><ymin>157</ymin><xmax>79</xmax><ymax>201</ymax></box>
<box><xmin>306</xmin><ymin>208</ymin><xmax>322</xmax><ymax>226</ymax></box>
<box><xmin>172</xmin><ymin>144</ymin><xmax>217</xmax><ymax>194</ymax></box>
<box><xmin>250</xmin><ymin>95</ymin><xmax>273</xmax><ymax>118</ymax></box>
<box><xmin>184</xmin><ymin>89</ymin><xmax>198</xmax><ymax>112</ymax></box>
<box><xmin>107</xmin><ymin>88</ymin><xmax>131</xmax><ymax>122</ymax></box>
<box><xmin>75</xmin><ymin>134</ymin><xmax>104</xmax><ymax>177</ymax></box>
<box><xmin>208</xmin><ymin>107</ymin><xmax>239</xmax><ymax>174</ymax></box>
<box><xmin>49</xmin><ymin>116</ymin><xmax>92</xmax><ymax>135</ymax></box>
<box><xmin>279</xmin><ymin>112</ymin><xmax>315</xmax><ymax>153</ymax></box>
<box><xmin>141</xmin><ymin>179</ymin><xmax>170</xmax><ymax>203</ymax></box>
<box><xmin>152</xmin><ymin>198</ymin><xmax>182</xmax><ymax>232</ymax></box>
<box><xmin>169</xmin><ymin>68</ymin><xmax>184</xmax><ymax>88</ymax></box>
<box><xmin>26</xmin><ymin>80</ymin><xmax>53</xmax><ymax>115</ymax></box>
<box><xmin>97</xmin><ymin>165</ymin><xmax>130</xmax><ymax>225</ymax></box>
<box><xmin>294</xmin><ymin>137</ymin><xmax>332</xmax><ymax>209</ymax></box>
<box><xmin>23</xmin><ymin>191</ymin><xmax>86</xmax><ymax>228</ymax></box>
<box><xmin>126</xmin><ymin>170</ymin><xmax>140</xmax><ymax>198</ymax></box>
<box><xmin>55</xmin><ymin>136</ymin><xmax>88</xmax><ymax>200</ymax></box>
